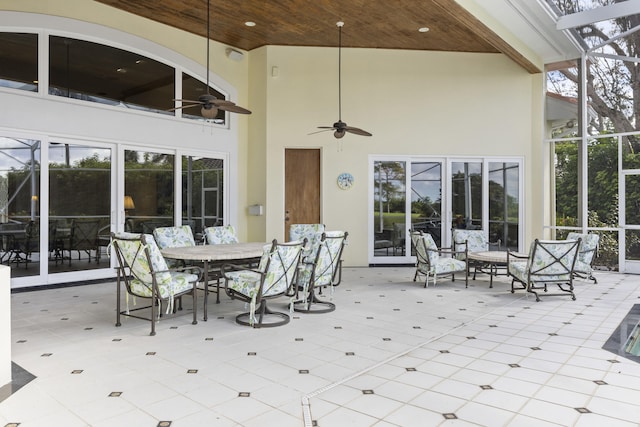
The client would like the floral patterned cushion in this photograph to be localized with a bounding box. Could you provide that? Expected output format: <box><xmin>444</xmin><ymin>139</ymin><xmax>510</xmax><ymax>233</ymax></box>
<box><xmin>130</xmin><ymin>271</ymin><xmax>199</xmax><ymax>298</ymax></box>
<box><xmin>573</xmin><ymin>260</ymin><xmax>593</xmax><ymax>276</ymax></box>
<box><xmin>224</xmin><ymin>241</ymin><xmax>303</xmax><ymax>325</ymax></box>
<box><xmin>297</xmin><ymin>231</ymin><xmax>346</xmax><ymax>290</ymax></box>
<box><xmin>509</xmin><ymin>240</ymin><xmax>578</xmax><ymax>284</ymax></box>
<box><xmin>290</xmin><ymin>224</ymin><xmax>325</xmax><ymax>259</ymax></box>
<box><xmin>153</xmin><ymin>226</ymin><xmax>196</xmax><ymax>268</ymax></box>
<box><xmin>452</xmin><ymin>230</ymin><xmax>488</xmax><ymax>258</ymax></box>
<box><xmin>566</xmin><ymin>232</ymin><xmax>599</xmax><ymax>266</ymax></box>
<box><xmin>112</xmin><ymin>234</ymin><xmax>196</xmax><ymax>302</ymax></box>
<box><xmin>204</xmin><ymin>225</ymin><xmax>239</xmax><ymax>244</ymax></box>
<box><xmin>413</xmin><ymin>232</ymin><xmax>466</xmax><ymax>284</ymax></box>
<box><xmin>153</xmin><ymin>226</ymin><xmax>195</xmax><ymax>249</ymax></box>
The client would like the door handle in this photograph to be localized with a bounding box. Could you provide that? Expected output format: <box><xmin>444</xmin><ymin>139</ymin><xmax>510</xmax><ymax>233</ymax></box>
<box><xmin>285</xmin><ymin>210</ymin><xmax>290</xmax><ymax>221</ymax></box>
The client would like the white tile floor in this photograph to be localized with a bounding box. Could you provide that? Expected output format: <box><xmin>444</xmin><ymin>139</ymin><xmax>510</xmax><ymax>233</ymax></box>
<box><xmin>1</xmin><ymin>267</ymin><xmax>640</xmax><ymax>426</ymax></box>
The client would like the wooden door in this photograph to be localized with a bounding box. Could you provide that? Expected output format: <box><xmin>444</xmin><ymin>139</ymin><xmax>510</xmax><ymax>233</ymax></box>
<box><xmin>284</xmin><ymin>149</ymin><xmax>320</xmax><ymax>240</ymax></box>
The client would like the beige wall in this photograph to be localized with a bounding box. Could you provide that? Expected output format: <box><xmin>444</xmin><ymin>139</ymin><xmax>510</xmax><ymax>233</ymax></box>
<box><xmin>252</xmin><ymin>46</ymin><xmax>543</xmax><ymax>265</ymax></box>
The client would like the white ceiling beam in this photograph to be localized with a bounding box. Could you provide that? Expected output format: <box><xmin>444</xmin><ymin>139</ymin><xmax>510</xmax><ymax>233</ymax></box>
<box><xmin>557</xmin><ymin>0</ymin><xmax>640</xmax><ymax>30</ymax></box>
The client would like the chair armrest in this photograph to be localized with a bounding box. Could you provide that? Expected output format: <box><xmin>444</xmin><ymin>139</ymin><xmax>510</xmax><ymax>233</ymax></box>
<box><xmin>153</xmin><ymin>265</ymin><xmax>204</xmax><ymax>282</ymax></box>
<box><xmin>220</xmin><ymin>262</ymin><xmax>264</xmax><ymax>278</ymax></box>
<box><xmin>431</xmin><ymin>247</ymin><xmax>466</xmax><ymax>258</ymax></box>
<box><xmin>507</xmin><ymin>251</ymin><xmax>528</xmax><ymax>263</ymax></box>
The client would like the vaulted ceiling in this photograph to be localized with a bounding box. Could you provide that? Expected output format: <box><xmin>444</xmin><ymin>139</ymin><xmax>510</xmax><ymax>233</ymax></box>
<box><xmin>93</xmin><ymin>0</ymin><xmax>581</xmax><ymax>74</ymax></box>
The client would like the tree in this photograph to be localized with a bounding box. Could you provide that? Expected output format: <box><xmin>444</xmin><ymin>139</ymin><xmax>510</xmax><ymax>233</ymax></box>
<box><xmin>550</xmin><ymin>0</ymin><xmax>640</xmax><ymax>151</ymax></box>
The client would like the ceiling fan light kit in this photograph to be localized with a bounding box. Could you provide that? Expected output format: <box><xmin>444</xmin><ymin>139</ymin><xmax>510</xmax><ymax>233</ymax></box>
<box><xmin>170</xmin><ymin>0</ymin><xmax>251</xmax><ymax>119</ymax></box>
<box><xmin>311</xmin><ymin>21</ymin><xmax>372</xmax><ymax>139</ymax></box>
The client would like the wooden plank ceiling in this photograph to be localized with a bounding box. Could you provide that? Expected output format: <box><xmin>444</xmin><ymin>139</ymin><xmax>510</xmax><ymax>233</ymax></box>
<box><xmin>94</xmin><ymin>0</ymin><xmax>541</xmax><ymax>73</ymax></box>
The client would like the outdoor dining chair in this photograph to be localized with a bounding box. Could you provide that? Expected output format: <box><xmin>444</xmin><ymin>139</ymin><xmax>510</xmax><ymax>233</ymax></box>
<box><xmin>111</xmin><ymin>232</ymin><xmax>202</xmax><ymax>336</ymax></box>
<box><xmin>290</xmin><ymin>223</ymin><xmax>325</xmax><ymax>257</ymax></box>
<box><xmin>507</xmin><ymin>238</ymin><xmax>581</xmax><ymax>302</ymax></box>
<box><xmin>153</xmin><ymin>225</ymin><xmax>196</xmax><ymax>268</ymax></box>
<box><xmin>410</xmin><ymin>230</ymin><xmax>468</xmax><ymax>287</ymax></box>
<box><xmin>293</xmin><ymin>231</ymin><xmax>348</xmax><ymax>313</ymax></box>
<box><xmin>204</xmin><ymin>225</ymin><xmax>239</xmax><ymax>245</ymax></box>
<box><xmin>222</xmin><ymin>239</ymin><xmax>304</xmax><ymax>328</ymax></box>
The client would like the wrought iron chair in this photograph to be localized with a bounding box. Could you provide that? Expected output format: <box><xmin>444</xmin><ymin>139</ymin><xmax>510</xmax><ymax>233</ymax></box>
<box><xmin>153</xmin><ymin>225</ymin><xmax>196</xmax><ymax>268</ymax></box>
<box><xmin>222</xmin><ymin>239</ymin><xmax>304</xmax><ymax>328</ymax></box>
<box><xmin>290</xmin><ymin>223</ymin><xmax>325</xmax><ymax>259</ymax></box>
<box><xmin>566</xmin><ymin>232</ymin><xmax>600</xmax><ymax>283</ymax></box>
<box><xmin>69</xmin><ymin>218</ymin><xmax>101</xmax><ymax>263</ymax></box>
<box><xmin>452</xmin><ymin>229</ymin><xmax>501</xmax><ymax>278</ymax></box>
<box><xmin>410</xmin><ymin>230</ymin><xmax>468</xmax><ymax>287</ymax></box>
<box><xmin>507</xmin><ymin>238</ymin><xmax>581</xmax><ymax>302</ymax></box>
<box><xmin>204</xmin><ymin>225</ymin><xmax>239</xmax><ymax>244</ymax></box>
<box><xmin>293</xmin><ymin>231</ymin><xmax>348</xmax><ymax>313</ymax></box>
<box><xmin>111</xmin><ymin>232</ymin><xmax>202</xmax><ymax>336</ymax></box>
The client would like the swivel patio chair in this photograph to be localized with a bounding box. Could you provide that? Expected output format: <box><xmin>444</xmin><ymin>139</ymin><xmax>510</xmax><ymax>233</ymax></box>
<box><xmin>111</xmin><ymin>232</ymin><xmax>202</xmax><ymax>336</ymax></box>
<box><xmin>507</xmin><ymin>238</ymin><xmax>581</xmax><ymax>302</ymax></box>
<box><xmin>410</xmin><ymin>230</ymin><xmax>468</xmax><ymax>287</ymax></box>
<box><xmin>293</xmin><ymin>231</ymin><xmax>348</xmax><ymax>313</ymax></box>
<box><xmin>289</xmin><ymin>223</ymin><xmax>334</xmax><ymax>282</ymax></box>
<box><xmin>204</xmin><ymin>225</ymin><xmax>239</xmax><ymax>244</ymax></box>
<box><xmin>566</xmin><ymin>232</ymin><xmax>600</xmax><ymax>283</ymax></box>
<box><xmin>222</xmin><ymin>239</ymin><xmax>304</xmax><ymax>328</ymax></box>
<box><xmin>290</xmin><ymin>223</ymin><xmax>325</xmax><ymax>259</ymax></box>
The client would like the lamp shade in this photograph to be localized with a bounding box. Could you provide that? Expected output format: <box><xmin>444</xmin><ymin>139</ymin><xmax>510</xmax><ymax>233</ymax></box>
<box><xmin>124</xmin><ymin>195</ymin><xmax>135</xmax><ymax>210</ymax></box>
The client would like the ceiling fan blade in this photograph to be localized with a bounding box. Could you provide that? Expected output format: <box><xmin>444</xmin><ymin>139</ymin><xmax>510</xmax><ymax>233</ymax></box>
<box><xmin>168</xmin><ymin>104</ymin><xmax>200</xmax><ymax>111</ymax></box>
<box><xmin>172</xmin><ymin>98</ymin><xmax>202</xmax><ymax>104</ymax></box>
<box><xmin>309</xmin><ymin>128</ymin><xmax>333</xmax><ymax>135</ymax></box>
<box><xmin>211</xmin><ymin>99</ymin><xmax>237</xmax><ymax>106</ymax></box>
<box><xmin>344</xmin><ymin>126</ymin><xmax>373</xmax><ymax>137</ymax></box>
<box><xmin>218</xmin><ymin>104</ymin><xmax>252</xmax><ymax>114</ymax></box>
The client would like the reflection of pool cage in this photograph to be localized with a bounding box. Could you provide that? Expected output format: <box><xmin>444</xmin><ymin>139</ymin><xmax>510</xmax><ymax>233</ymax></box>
<box><xmin>0</xmin><ymin>138</ymin><xmax>40</xmax><ymax>222</ymax></box>
<box><xmin>624</xmin><ymin>321</ymin><xmax>640</xmax><ymax>355</ymax></box>
<box><xmin>183</xmin><ymin>156</ymin><xmax>224</xmax><ymax>235</ymax></box>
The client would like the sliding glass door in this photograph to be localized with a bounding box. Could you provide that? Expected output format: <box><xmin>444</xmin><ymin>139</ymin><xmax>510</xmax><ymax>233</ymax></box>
<box><xmin>49</xmin><ymin>142</ymin><xmax>112</xmax><ymax>273</ymax></box>
<box><xmin>370</xmin><ymin>156</ymin><xmax>522</xmax><ymax>264</ymax></box>
<box><xmin>0</xmin><ymin>137</ymin><xmax>41</xmax><ymax>278</ymax></box>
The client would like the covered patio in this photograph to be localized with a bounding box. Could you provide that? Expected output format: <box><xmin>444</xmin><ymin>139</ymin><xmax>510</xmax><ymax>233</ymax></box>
<box><xmin>2</xmin><ymin>268</ymin><xmax>639</xmax><ymax>426</ymax></box>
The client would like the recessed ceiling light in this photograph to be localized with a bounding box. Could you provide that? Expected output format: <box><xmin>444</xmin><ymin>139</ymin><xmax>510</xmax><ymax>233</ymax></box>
<box><xmin>418</xmin><ymin>27</ymin><xmax>429</xmax><ymax>33</ymax></box>
<box><xmin>116</xmin><ymin>68</ymin><xmax>127</xmax><ymax>73</ymax></box>
<box><xmin>245</xmin><ymin>21</ymin><xmax>256</xmax><ymax>27</ymax></box>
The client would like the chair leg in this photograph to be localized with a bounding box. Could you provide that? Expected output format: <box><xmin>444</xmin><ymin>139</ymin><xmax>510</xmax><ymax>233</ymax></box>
<box><xmin>236</xmin><ymin>300</ymin><xmax>289</xmax><ymax>328</ymax></box>
<box><xmin>293</xmin><ymin>287</ymin><xmax>335</xmax><ymax>313</ymax></box>
<box><xmin>115</xmin><ymin>275</ymin><xmax>122</xmax><ymax>327</ymax></box>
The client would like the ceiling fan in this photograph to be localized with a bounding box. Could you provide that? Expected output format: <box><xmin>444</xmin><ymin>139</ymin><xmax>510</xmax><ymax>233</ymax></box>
<box><xmin>312</xmin><ymin>21</ymin><xmax>371</xmax><ymax>139</ymax></box>
<box><xmin>170</xmin><ymin>0</ymin><xmax>251</xmax><ymax>118</ymax></box>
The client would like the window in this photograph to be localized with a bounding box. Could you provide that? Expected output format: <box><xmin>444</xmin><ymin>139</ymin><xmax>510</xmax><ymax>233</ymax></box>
<box><xmin>0</xmin><ymin>32</ymin><xmax>38</xmax><ymax>92</ymax></box>
<box><xmin>49</xmin><ymin>36</ymin><xmax>175</xmax><ymax>114</ymax></box>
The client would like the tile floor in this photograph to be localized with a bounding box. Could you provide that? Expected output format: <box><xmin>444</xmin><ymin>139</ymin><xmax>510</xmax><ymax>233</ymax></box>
<box><xmin>1</xmin><ymin>267</ymin><xmax>640</xmax><ymax>426</ymax></box>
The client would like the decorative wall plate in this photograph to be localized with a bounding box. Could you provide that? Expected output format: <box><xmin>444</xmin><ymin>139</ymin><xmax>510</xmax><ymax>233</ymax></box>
<box><xmin>337</xmin><ymin>172</ymin><xmax>354</xmax><ymax>190</ymax></box>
